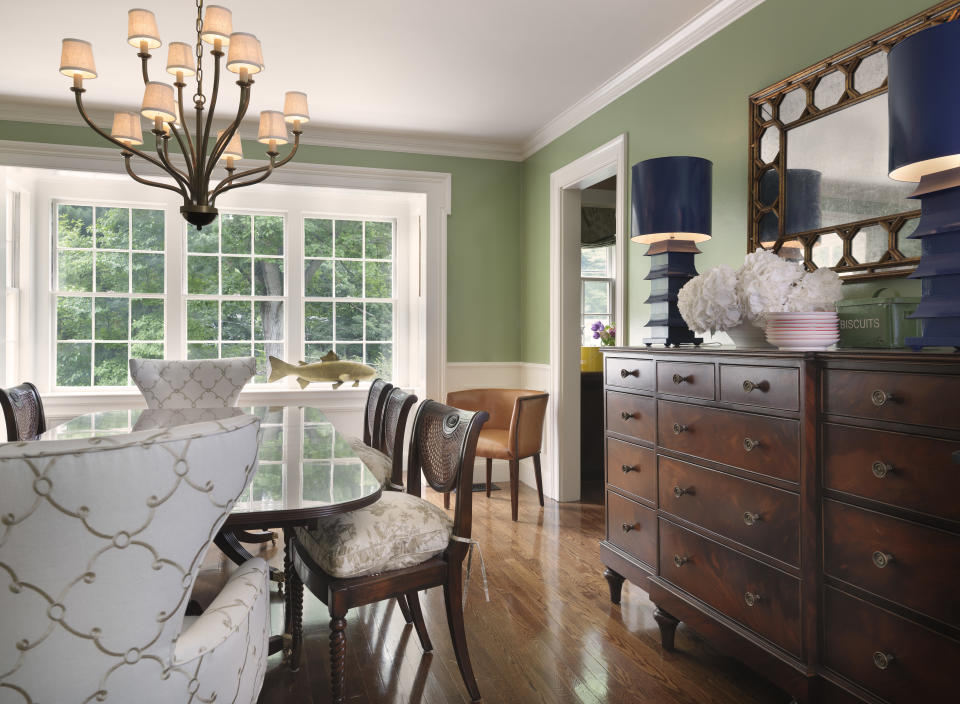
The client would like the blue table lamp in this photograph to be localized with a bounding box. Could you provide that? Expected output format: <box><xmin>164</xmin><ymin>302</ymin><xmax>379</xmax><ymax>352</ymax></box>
<box><xmin>759</xmin><ymin>168</ymin><xmax>822</xmax><ymax>258</ymax></box>
<box><xmin>888</xmin><ymin>18</ymin><xmax>960</xmax><ymax>350</ymax></box>
<box><xmin>632</xmin><ymin>156</ymin><xmax>712</xmax><ymax>347</ymax></box>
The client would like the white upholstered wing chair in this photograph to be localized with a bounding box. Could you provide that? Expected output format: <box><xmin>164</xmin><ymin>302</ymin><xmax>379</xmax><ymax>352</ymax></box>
<box><xmin>129</xmin><ymin>357</ymin><xmax>257</xmax><ymax>409</ymax></box>
<box><xmin>0</xmin><ymin>413</ymin><xmax>270</xmax><ymax>704</ymax></box>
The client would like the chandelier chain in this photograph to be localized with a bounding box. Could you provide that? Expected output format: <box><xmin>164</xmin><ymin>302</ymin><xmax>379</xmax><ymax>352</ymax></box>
<box><xmin>194</xmin><ymin>0</ymin><xmax>205</xmax><ymax>105</ymax></box>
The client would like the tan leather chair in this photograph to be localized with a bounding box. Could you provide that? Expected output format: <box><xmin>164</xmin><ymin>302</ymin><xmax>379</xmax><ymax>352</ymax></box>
<box><xmin>444</xmin><ymin>388</ymin><xmax>549</xmax><ymax>521</ymax></box>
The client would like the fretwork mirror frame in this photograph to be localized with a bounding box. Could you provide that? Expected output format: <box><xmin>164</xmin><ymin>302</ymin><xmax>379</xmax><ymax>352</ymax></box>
<box><xmin>747</xmin><ymin>1</ymin><xmax>960</xmax><ymax>282</ymax></box>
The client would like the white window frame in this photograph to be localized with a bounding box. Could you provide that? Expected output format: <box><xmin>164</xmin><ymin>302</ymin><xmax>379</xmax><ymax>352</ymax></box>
<box><xmin>580</xmin><ymin>244</ymin><xmax>616</xmax><ymax>346</ymax></box>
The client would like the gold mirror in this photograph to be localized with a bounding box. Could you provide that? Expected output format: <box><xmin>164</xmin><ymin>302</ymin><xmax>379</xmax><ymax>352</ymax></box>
<box><xmin>747</xmin><ymin>1</ymin><xmax>959</xmax><ymax>281</ymax></box>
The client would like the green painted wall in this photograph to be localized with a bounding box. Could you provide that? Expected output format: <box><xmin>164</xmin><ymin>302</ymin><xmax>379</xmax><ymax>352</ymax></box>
<box><xmin>520</xmin><ymin>0</ymin><xmax>933</xmax><ymax>363</ymax></box>
<box><xmin>0</xmin><ymin>120</ymin><xmax>524</xmax><ymax>363</ymax></box>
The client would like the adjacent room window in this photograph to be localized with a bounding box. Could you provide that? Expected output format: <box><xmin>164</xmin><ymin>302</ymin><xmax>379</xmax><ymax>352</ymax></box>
<box><xmin>302</xmin><ymin>217</ymin><xmax>394</xmax><ymax>379</ymax></box>
<box><xmin>185</xmin><ymin>212</ymin><xmax>285</xmax><ymax>382</ymax></box>
<box><xmin>54</xmin><ymin>203</ymin><xmax>165</xmax><ymax>386</ymax></box>
<box><xmin>581</xmin><ymin>245</ymin><xmax>615</xmax><ymax>345</ymax></box>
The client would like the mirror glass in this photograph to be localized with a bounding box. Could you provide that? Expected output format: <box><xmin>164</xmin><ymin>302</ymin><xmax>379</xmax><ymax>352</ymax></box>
<box><xmin>785</xmin><ymin>94</ymin><xmax>915</xmax><ymax>233</ymax></box>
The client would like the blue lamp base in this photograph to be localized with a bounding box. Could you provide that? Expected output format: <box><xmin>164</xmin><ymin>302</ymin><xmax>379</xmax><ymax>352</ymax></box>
<box><xmin>642</xmin><ymin>239</ymin><xmax>703</xmax><ymax>347</ymax></box>
<box><xmin>904</xmin><ymin>167</ymin><xmax>960</xmax><ymax>351</ymax></box>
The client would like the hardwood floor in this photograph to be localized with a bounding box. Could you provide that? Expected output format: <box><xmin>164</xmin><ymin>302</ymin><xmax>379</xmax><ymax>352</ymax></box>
<box><xmin>195</xmin><ymin>482</ymin><xmax>788</xmax><ymax>703</ymax></box>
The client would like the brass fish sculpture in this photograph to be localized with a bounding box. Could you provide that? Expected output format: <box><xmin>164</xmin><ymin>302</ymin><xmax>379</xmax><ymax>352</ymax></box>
<box><xmin>268</xmin><ymin>352</ymin><xmax>377</xmax><ymax>389</ymax></box>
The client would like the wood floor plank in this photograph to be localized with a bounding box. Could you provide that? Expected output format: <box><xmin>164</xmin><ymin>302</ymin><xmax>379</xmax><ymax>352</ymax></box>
<box><xmin>195</xmin><ymin>484</ymin><xmax>788</xmax><ymax>703</ymax></box>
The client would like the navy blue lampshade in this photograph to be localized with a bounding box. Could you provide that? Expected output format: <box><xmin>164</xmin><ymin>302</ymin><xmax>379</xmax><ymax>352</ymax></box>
<box><xmin>631</xmin><ymin>156</ymin><xmax>712</xmax><ymax>243</ymax></box>
<box><xmin>888</xmin><ymin>19</ymin><xmax>960</xmax><ymax>181</ymax></box>
<box><xmin>758</xmin><ymin>168</ymin><xmax>822</xmax><ymax>243</ymax></box>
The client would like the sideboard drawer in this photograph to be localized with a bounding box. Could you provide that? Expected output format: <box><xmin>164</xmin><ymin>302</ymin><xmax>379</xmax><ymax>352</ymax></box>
<box><xmin>606</xmin><ymin>436</ymin><xmax>656</xmax><ymax>502</ymax></box>
<box><xmin>606</xmin><ymin>391</ymin><xmax>655</xmax><ymax>442</ymax></box>
<box><xmin>605</xmin><ymin>356</ymin><xmax>654</xmax><ymax>391</ymax></box>
<box><xmin>607</xmin><ymin>490</ymin><xmax>657</xmax><ymax>568</ymax></box>
<box><xmin>823</xmin><ymin>424</ymin><xmax>960</xmax><ymax>523</ymax></box>
<box><xmin>658</xmin><ymin>456</ymin><xmax>799</xmax><ymax>566</ymax></box>
<box><xmin>656</xmin><ymin>361</ymin><xmax>715</xmax><ymax>400</ymax></box>
<box><xmin>658</xmin><ymin>400</ymin><xmax>800</xmax><ymax>483</ymax></box>
<box><xmin>659</xmin><ymin>519</ymin><xmax>801</xmax><ymax>656</ymax></box>
<box><xmin>822</xmin><ymin>369</ymin><xmax>960</xmax><ymax>430</ymax></box>
<box><xmin>719</xmin><ymin>364</ymin><xmax>800</xmax><ymax>411</ymax></box>
<box><xmin>823</xmin><ymin>500</ymin><xmax>960</xmax><ymax>628</ymax></box>
<box><xmin>824</xmin><ymin>587</ymin><xmax>960</xmax><ymax>704</ymax></box>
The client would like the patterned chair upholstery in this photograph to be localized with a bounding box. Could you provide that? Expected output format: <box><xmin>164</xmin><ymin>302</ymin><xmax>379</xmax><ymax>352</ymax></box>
<box><xmin>129</xmin><ymin>357</ymin><xmax>256</xmax><ymax>409</ymax></box>
<box><xmin>0</xmin><ymin>413</ymin><xmax>269</xmax><ymax>704</ymax></box>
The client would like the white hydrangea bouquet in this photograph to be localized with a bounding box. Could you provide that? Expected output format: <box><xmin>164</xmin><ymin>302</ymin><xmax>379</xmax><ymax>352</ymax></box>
<box><xmin>678</xmin><ymin>250</ymin><xmax>842</xmax><ymax>336</ymax></box>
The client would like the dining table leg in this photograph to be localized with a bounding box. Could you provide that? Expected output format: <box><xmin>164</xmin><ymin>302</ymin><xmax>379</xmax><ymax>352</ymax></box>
<box><xmin>214</xmin><ymin>529</ymin><xmax>283</xmax><ymax>586</ymax></box>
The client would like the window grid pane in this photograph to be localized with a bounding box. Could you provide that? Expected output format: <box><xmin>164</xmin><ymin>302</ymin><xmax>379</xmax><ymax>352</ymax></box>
<box><xmin>303</xmin><ymin>217</ymin><xmax>394</xmax><ymax>381</ymax></box>
<box><xmin>54</xmin><ymin>203</ymin><xmax>165</xmax><ymax>387</ymax></box>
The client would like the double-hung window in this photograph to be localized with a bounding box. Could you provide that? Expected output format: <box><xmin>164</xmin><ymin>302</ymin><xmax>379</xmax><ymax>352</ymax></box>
<box><xmin>580</xmin><ymin>245</ymin><xmax>615</xmax><ymax>345</ymax></box>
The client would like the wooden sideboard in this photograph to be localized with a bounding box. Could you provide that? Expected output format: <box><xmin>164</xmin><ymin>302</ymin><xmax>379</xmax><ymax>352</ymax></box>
<box><xmin>599</xmin><ymin>347</ymin><xmax>960</xmax><ymax>704</ymax></box>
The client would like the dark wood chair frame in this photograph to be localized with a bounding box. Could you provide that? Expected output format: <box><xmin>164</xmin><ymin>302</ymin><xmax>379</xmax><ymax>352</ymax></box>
<box><xmin>288</xmin><ymin>400</ymin><xmax>489</xmax><ymax>704</ymax></box>
<box><xmin>0</xmin><ymin>382</ymin><xmax>47</xmax><ymax>441</ymax></box>
<box><xmin>364</xmin><ymin>378</ymin><xmax>394</xmax><ymax>448</ymax></box>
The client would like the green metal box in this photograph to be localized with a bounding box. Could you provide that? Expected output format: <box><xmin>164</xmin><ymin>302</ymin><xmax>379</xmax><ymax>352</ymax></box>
<box><xmin>836</xmin><ymin>289</ymin><xmax>921</xmax><ymax>348</ymax></box>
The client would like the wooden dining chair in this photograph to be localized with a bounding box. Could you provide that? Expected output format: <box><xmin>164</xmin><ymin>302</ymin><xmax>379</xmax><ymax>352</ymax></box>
<box><xmin>363</xmin><ymin>378</ymin><xmax>394</xmax><ymax>447</ymax></box>
<box><xmin>0</xmin><ymin>382</ymin><xmax>47</xmax><ymax>441</ymax></box>
<box><xmin>289</xmin><ymin>400</ymin><xmax>489</xmax><ymax>703</ymax></box>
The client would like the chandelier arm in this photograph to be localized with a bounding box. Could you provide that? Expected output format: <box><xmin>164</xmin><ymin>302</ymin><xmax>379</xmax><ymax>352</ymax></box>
<box><xmin>210</xmin><ymin>157</ymin><xmax>275</xmax><ymax>202</ymax></box>
<box><xmin>157</xmin><ymin>133</ymin><xmax>192</xmax><ymax>191</ymax></box>
<box><xmin>205</xmin><ymin>82</ymin><xmax>252</xmax><ymax>185</ymax></box>
<box><xmin>167</xmin><ymin>122</ymin><xmax>195</xmax><ymax>185</ymax></box>
<box><xmin>139</xmin><ymin>54</ymin><xmax>150</xmax><ymax>85</ymax></box>
<box><xmin>199</xmin><ymin>50</ymin><xmax>223</xmax><ymax>182</ymax></box>
<box><xmin>72</xmin><ymin>89</ymin><xmax>171</xmax><ymax>175</ymax></box>
<box><xmin>272</xmin><ymin>132</ymin><xmax>302</xmax><ymax>168</ymax></box>
<box><xmin>175</xmin><ymin>83</ymin><xmax>197</xmax><ymax>175</ymax></box>
<box><xmin>123</xmin><ymin>153</ymin><xmax>187</xmax><ymax>197</ymax></box>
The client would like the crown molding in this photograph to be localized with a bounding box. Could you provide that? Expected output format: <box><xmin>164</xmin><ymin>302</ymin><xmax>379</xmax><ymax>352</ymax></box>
<box><xmin>0</xmin><ymin>98</ymin><xmax>525</xmax><ymax>162</ymax></box>
<box><xmin>520</xmin><ymin>0</ymin><xmax>765</xmax><ymax>160</ymax></box>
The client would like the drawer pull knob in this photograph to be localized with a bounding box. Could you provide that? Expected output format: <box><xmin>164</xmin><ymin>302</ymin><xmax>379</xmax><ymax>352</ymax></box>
<box><xmin>871</xmin><ymin>389</ymin><xmax>896</xmax><ymax>407</ymax></box>
<box><xmin>744</xmin><ymin>591</ymin><xmax>762</xmax><ymax>607</ymax></box>
<box><xmin>672</xmin><ymin>423</ymin><xmax>688</xmax><ymax>435</ymax></box>
<box><xmin>742</xmin><ymin>380</ymin><xmax>769</xmax><ymax>393</ymax></box>
<box><xmin>621</xmin><ymin>464</ymin><xmax>636</xmax><ymax>473</ymax></box>
<box><xmin>743</xmin><ymin>511</ymin><xmax>761</xmax><ymax>526</ymax></box>
<box><xmin>621</xmin><ymin>522</ymin><xmax>635</xmax><ymax>533</ymax></box>
<box><xmin>620</xmin><ymin>411</ymin><xmax>635</xmax><ymax>421</ymax></box>
<box><xmin>672</xmin><ymin>373</ymin><xmax>692</xmax><ymax>385</ymax></box>
<box><xmin>673</xmin><ymin>485</ymin><xmax>691</xmax><ymax>498</ymax></box>
<box><xmin>620</xmin><ymin>368</ymin><xmax>639</xmax><ymax>378</ymax></box>
<box><xmin>872</xmin><ymin>461</ymin><xmax>894</xmax><ymax>479</ymax></box>
<box><xmin>743</xmin><ymin>437</ymin><xmax>761</xmax><ymax>452</ymax></box>
<box><xmin>673</xmin><ymin>554</ymin><xmax>689</xmax><ymax>567</ymax></box>
<box><xmin>872</xmin><ymin>551</ymin><xmax>894</xmax><ymax>569</ymax></box>
<box><xmin>873</xmin><ymin>651</ymin><xmax>895</xmax><ymax>670</ymax></box>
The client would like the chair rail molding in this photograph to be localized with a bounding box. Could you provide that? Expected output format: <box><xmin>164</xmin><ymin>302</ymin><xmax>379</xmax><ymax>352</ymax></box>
<box><xmin>0</xmin><ymin>139</ymin><xmax>450</xmax><ymax>405</ymax></box>
<box><xmin>549</xmin><ymin>133</ymin><xmax>627</xmax><ymax>503</ymax></box>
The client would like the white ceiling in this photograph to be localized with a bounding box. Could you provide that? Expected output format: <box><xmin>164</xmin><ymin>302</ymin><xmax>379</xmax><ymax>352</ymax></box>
<box><xmin>2</xmin><ymin>0</ymin><xmax>745</xmax><ymax>157</ymax></box>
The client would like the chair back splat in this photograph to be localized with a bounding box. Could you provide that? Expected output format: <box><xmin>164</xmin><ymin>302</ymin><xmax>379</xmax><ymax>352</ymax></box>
<box><xmin>378</xmin><ymin>387</ymin><xmax>418</xmax><ymax>488</ymax></box>
<box><xmin>0</xmin><ymin>382</ymin><xmax>47</xmax><ymax>441</ymax></box>
<box><xmin>363</xmin><ymin>378</ymin><xmax>394</xmax><ymax>447</ymax></box>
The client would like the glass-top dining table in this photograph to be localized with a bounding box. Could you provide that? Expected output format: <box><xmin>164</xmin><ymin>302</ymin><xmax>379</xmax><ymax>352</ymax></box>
<box><xmin>40</xmin><ymin>402</ymin><xmax>383</xmax><ymax>660</ymax></box>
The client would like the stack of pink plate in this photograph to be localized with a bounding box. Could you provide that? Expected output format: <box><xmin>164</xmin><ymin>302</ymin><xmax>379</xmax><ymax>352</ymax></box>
<box><xmin>765</xmin><ymin>312</ymin><xmax>839</xmax><ymax>350</ymax></box>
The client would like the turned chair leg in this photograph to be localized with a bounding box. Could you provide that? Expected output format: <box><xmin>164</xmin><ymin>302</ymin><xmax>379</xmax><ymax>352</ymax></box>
<box><xmin>329</xmin><ymin>601</ymin><xmax>348</xmax><ymax>704</ymax></box>
<box><xmin>485</xmin><ymin>457</ymin><xmax>493</xmax><ymax>497</ymax></box>
<box><xmin>397</xmin><ymin>594</ymin><xmax>413</xmax><ymax>624</ymax></box>
<box><xmin>533</xmin><ymin>452</ymin><xmax>544</xmax><ymax>507</ymax></box>
<box><xmin>406</xmin><ymin>589</ymin><xmax>433</xmax><ymax>652</ymax></box>
<box><xmin>443</xmin><ymin>565</ymin><xmax>481</xmax><ymax>701</ymax></box>
<box><xmin>443</xmin><ymin>492</ymin><xmax>450</xmax><ymax>509</ymax></box>
<box><xmin>509</xmin><ymin>458</ymin><xmax>520</xmax><ymax>521</ymax></box>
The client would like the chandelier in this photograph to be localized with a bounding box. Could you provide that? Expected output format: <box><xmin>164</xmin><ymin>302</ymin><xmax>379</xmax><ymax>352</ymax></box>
<box><xmin>59</xmin><ymin>1</ymin><xmax>308</xmax><ymax>228</ymax></box>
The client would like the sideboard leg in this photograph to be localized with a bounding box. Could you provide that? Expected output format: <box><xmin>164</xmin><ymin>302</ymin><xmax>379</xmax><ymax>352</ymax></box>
<box><xmin>653</xmin><ymin>606</ymin><xmax>680</xmax><ymax>651</ymax></box>
<box><xmin>603</xmin><ymin>568</ymin><xmax>625</xmax><ymax>605</ymax></box>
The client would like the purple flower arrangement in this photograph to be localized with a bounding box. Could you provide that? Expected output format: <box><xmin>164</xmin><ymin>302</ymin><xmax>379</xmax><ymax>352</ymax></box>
<box><xmin>591</xmin><ymin>320</ymin><xmax>616</xmax><ymax>346</ymax></box>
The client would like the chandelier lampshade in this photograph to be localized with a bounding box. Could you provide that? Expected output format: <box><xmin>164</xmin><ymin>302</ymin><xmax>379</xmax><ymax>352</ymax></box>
<box><xmin>60</xmin><ymin>0</ymin><xmax>307</xmax><ymax>229</ymax></box>
<box><xmin>165</xmin><ymin>42</ymin><xmax>196</xmax><ymax>77</ymax></box>
<box><xmin>59</xmin><ymin>39</ymin><xmax>97</xmax><ymax>79</ymax></box>
<box><xmin>110</xmin><ymin>112</ymin><xmax>144</xmax><ymax>146</ymax></box>
<box><xmin>127</xmin><ymin>9</ymin><xmax>161</xmax><ymax>49</ymax></box>
<box><xmin>200</xmin><ymin>5</ymin><xmax>233</xmax><ymax>45</ymax></box>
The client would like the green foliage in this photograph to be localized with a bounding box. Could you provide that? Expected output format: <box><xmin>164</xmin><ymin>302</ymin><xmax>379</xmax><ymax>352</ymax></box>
<box><xmin>303</xmin><ymin>423</ymin><xmax>334</xmax><ymax>459</ymax></box>
<box><xmin>187</xmin><ymin>300</ymin><xmax>219</xmax><ymax>340</ymax></box>
<box><xmin>251</xmin><ymin>462</ymin><xmax>282</xmax><ymax>502</ymax></box>
<box><xmin>132</xmin><ymin>253</ymin><xmax>164</xmax><ymax>293</ymax></box>
<box><xmin>334</xmin><ymin>220</ymin><xmax>363</xmax><ymax>258</ymax></box>
<box><xmin>59</xmin><ymin>251</ymin><xmax>93</xmax><ymax>292</ymax></box>
<box><xmin>366</xmin><ymin>343</ymin><xmax>393</xmax><ymax>379</ymax></box>
<box><xmin>95</xmin><ymin>298</ymin><xmax>128</xmax><ymax>340</ymax></box>
<box><xmin>305</xmin><ymin>343</ymin><xmax>333</xmax><ymax>362</ymax></box>
<box><xmin>301</xmin><ymin>461</ymin><xmax>332</xmax><ymax>502</ymax></box>
<box><xmin>335</xmin><ymin>302</ymin><xmax>363</xmax><ymax>340</ymax></box>
<box><xmin>187</xmin><ymin>255</ymin><xmax>219</xmax><ymax>294</ymax></box>
<box><xmin>96</xmin><ymin>252</ymin><xmax>129</xmax><ymax>292</ymax></box>
<box><xmin>365</xmin><ymin>261</ymin><xmax>392</xmax><ymax>298</ymax></box>
<box><xmin>304</xmin><ymin>218</ymin><xmax>332</xmax><ymax>257</ymax></box>
<box><xmin>130</xmin><ymin>342</ymin><xmax>163</xmax><ymax>359</ymax></box>
<box><xmin>254</xmin><ymin>215</ymin><xmax>283</xmax><ymax>255</ymax></box>
<box><xmin>57</xmin><ymin>297</ymin><xmax>91</xmax><ymax>340</ymax></box>
<box><xmin>259</xmin><ymin>426</ymin><xmax>283</xmax><ymax>461</ymax></box>
<box><xmin>188</xmin><ymin>220</ymin><xmax>218</xmax><ymax>253</ymax></box>
<box><xmin>222</xmin><ymin>342</ymin><xmax>252</xmax><ymax>358</ymax></box>
<box><xmin>221</xmin><ymin>213</ymin><xmax>251</xmax><ymax>254</ymax></box>
<box><xmin>94</xmin><ymin>343</ymin><xmax>128</xmax><ymax>385</ymax></box>
<box><xmin>95</xmin><ymin>207</ymin><xmax>129</xmax><ymax>249</ymax></box>
<box><xmin>304</xmin><ymin>260</ymin><xmax>332</xmax><ymax>297</ymax></box>
<box><xmin>221</xmin><ymin>300</ymin><xmax>252</xmax><ymax>340</ymax></box>
<box><xmin>187</xmin><ymin>343</ymin><xmax>218</xmax><ymax>359</ymax></box>
<box><xmin>365</xmin><ymin>303</ymin><xmax>392</xmax><ymax>341</ymax></box>
<box><xmin>335</xmin><ymin>260</ymin><xmax>362</xmax><ymax>297</ymax></box>
<box><xmin>131</xmin><ymin>299</ymin><xmax>163</xmax><ymax>340</ymax></box>
<box><xmin>305</xmin><ymin>301</ymin><xmax>333</xmax><ymax>341</ymax></box>
<box><xmin>57</xmin><ymin>205</ymin><xmax>93</xmax><ymax>248</ymax></box>
<box><xmin>222</xmin><ymin>256</ymin><xmax>251</xmax><ymax>295</ymax></box>
<box><xmin>335</xmin><ymin>343</ymin><xmax>363</xmax><ymax>363</ymax></box>
<box><xmin>57</xmin><ymin>343</ymin><xmax>91</xmax><ymax>386</ymax></box>
<box><xmin>365</xmin><ymin>221</ymin><xmax>392</xmax><ymax>260</ymax></box>
<box><xmin>131</xmin><ymin>209</ymin><xmax>164</xmax><ymax>250</ymax></box>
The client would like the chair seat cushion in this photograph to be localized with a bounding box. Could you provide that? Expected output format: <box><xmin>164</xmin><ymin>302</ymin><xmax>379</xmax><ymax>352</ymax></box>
<box><xmin>475</xmin><ymin>428</ymin><xmax>511</xmax><ymax>459</ymax></box>
<box><xmin>294</xmin><ymin>491</ymin><xmax>452</xmax><ymax>578</ymax></box>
